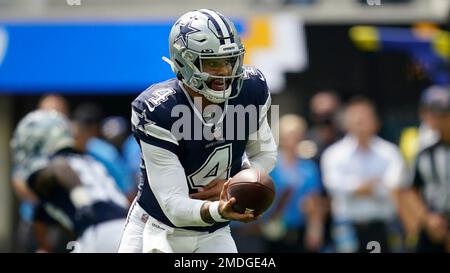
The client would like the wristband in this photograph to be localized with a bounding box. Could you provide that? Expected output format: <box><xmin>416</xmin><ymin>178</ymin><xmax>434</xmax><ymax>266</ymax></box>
<box><xmin>209</xmin><ymin>201</ymin><xmax>228</xmax><ymax>222</ymax></box>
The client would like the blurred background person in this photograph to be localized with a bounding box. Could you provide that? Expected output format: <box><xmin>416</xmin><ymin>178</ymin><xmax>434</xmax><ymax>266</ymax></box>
<box><xmin>71</xmin><ymin>103</ymin><xmax>105</xmax><ymax>155</ymax></box>
<box><xmin>10</xmin><ymin>110</ymin><xmax>129</xmax><ymax>252</ymax></box>
<box><xmin>101</xmin><ymin>116</ymin><xmax>140</xmax><ymax>202</ymax></box>
<box><xmin>321</xmin><ymin>97</ymin><xmax>407</xmax><ymax>253</ymax></box>
<box><xmin>304</xmin><ymin>90</ymin><xmax>344</xmax><ymax>252</ymax></box>
<box><xmin>397</xmin><ymin>85</ymin><xmax>446</xmax><ymax>250</ymax></box>
<box><xmin>405</xmin><ymin>85</ymin><xmax>450</xmax><ymax>252</ymax></box>
<box><xmin>260</xmin><ymin>114</ymin><xmax>325</xmax><ymax>253</ymax></box>
<box><xmin>13</xmin><ymin>94</ymin><xmax>69</xmax><ymax>205</ymax></box>
<box><xmin>37</xmin><ymin>94</ymin><xmax>70</xmax><ymax>117</ymax></box>
<box><xmin>71</xmin><ymin>103</ymin><xmax>132</xmax><ymax>204</ymax></box>
<box><xmin>306</xmin><ymin>89</ymin><xmax>344</xmax><ymax>186</ymax></box>
<box><xmin>12</xmin><ymin>94</ymin><xmax>70</xmax><ymax>252</ymax></box>
<box><xmin>400</xmin><ymin>86</ymin><xmax>443</xmax><ymax>167</ymax></box>
<box><xmin>305</xmin><ymin>90</ymin><xmax>344</xmax><ymax>165</ymax></box>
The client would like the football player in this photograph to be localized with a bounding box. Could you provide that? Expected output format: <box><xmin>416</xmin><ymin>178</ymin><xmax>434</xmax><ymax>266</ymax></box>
<box><xmin>10</xmin><ymin>110</ymin><xmax>129</xmax><ymax>252</ymax></box>
<box><xmin>118</xmin><ymin>9</ymin><xmax>277</xmax><ymax>253</ymax></box>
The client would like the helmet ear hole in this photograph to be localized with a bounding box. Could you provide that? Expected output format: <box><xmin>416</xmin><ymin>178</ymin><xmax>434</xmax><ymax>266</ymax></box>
<box><xmin>176</xmin><ymin>72</ymin><xmax>183</xmax><ymax>80</ymax></box>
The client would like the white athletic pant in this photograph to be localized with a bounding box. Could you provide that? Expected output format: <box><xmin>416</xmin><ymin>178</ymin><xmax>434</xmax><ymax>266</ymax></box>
<box><xmin>118</xmin><ymin>201</ymin><xmax>237</xmax><ymax>253</ymax></box>
<box><xmin>71</xmin><ymin>218</ymin><xmax>127</xmax><ymax>253</ymax></box>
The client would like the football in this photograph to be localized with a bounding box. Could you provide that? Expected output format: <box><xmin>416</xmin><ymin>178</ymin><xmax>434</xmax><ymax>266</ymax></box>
<box><xmin>227</xmin><ymin>168</ymin><xmax>275</xmax><ymax>216</ymax></box>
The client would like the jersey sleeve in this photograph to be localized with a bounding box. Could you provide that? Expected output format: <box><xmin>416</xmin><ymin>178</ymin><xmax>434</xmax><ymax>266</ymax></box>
<box><xmin>256</xmin><ymin>75</ymin><xmax>271</xmax><ymax>128</ymax></box>
<box><xmin>242</xmin><ymin>67</ymin><xmax>277</xmax><ymax>174</ymax></box>
<box><xmin>242</xmin><ymin>67</ymin><xmax>271</xmax><ymax>132</ymax></box>
<box><xmin>131</xmin><ymin>88</ymin><xmax>180</xmax><ymax>155</ymax></box>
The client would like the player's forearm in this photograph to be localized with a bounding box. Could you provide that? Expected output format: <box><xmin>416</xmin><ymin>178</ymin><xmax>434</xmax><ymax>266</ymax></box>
<box><xmin>163</xmin><ymin>195</ymin><xmax>211</xmax><ymax>226</ymax></box>
<box><xmin>150</xmin><ymin>176</ymin><xmax>213</xmax><ymax>227</ymax></box>
<box><xmin>163</xmin><ymin>198</ymin><xmax>228</xmax><ymax>226</ymax></box>
<box><xmin>141</xmin><ymin>141</ymin><xmax>216</xmax><ymax>227</ymax></box>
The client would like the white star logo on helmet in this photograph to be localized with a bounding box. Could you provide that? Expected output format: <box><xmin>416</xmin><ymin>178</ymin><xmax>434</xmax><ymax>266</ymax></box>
<box><xmin>175</xmin><ymin>20</ymin><xmax>200</xmax><ymax>48</ymax></box>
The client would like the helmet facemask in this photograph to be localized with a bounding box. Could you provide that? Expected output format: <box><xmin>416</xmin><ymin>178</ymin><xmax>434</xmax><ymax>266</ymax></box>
<box><xmin>186</xmin><ymin>48</ymin><xmax>245</xmax><ymax>104</ymax></box>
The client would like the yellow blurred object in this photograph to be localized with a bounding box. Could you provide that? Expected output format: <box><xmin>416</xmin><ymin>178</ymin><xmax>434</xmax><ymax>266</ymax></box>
<box><xmin>411</xmin><ymin>22</ymin><xmax>449</xmax><ymax>60</ymax></box>
<box><xmin>412</xmin><ymin>22</ymin><xmax>440</xmax><ymax>40</ymax></box>
<box><xmin>433</xmin><ymin>30</ymin><xmax>450</xmax><ymax>60</ymax></box>
<box><xmin>399</xmin><ymin>127</ymin><xmax>419</xmax><ymax>166</ymax></box>
<box><xmin>349</xmin><ymin>26</ymin><xmax>380</xmax><ymax>51</ymax></box>
<box><xmin>241</xmin><ymin>16</ymin><xmax>271</xmax><ymax>64</ymax></box>
<box><xmin>405</xmin><ymin>234</ymin><xmax>418</xmax><ymax>251</ymax></box>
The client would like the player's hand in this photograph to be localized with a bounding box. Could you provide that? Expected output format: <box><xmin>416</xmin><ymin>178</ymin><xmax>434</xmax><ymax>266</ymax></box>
<box><xmin>190</xmin><ymin>178</ymin><xmax>227</xmax><ymax>201</ymax></box>
<box><xmin>218</xmin><ymin>180</ymin><xmax>257</xmax><ymax>223</ymax></box>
